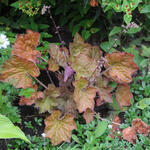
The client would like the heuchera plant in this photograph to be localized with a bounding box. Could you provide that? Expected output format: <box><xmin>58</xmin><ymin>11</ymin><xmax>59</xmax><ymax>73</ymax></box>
<box><xmin>1</xmin><ymin>30</ymin><xmax>138</xmax><ymax>145</ymax></box>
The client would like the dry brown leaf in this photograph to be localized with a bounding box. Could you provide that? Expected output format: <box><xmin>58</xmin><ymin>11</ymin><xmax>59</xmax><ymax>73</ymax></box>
<box><xmin>56</xmin><ymin>96</ymin><xmax>77</xmax><ymax>117</ymax></box>
<box><xmin>132</xmin><ymin>118</ymin><xmax>150</xmax><ymax>136</ymax></box>
<box><xmin>1</xmin><ymin>56</ymin><xmax>40</xmax><ymax>88</ymax></box>
<box><xmin>89</xmin><ymin>45</ymin><xmax>102</xmax><ymax>60</ymax></box>
<box><xmin>45</xmin><ymin>110</ymin><xmax>76</xmax><ymax>145</ymax></box>
<box><xmin>48</xmin><ymin>58</ymin><xmax>59</xmax><ymax>72</ymax></box>
<box><xmin>73</xmin><ymin>77</ymin><xmax>88</xmax><ymax>90</ymax></box>
<box><xmin>74</xmin><ymin>87</ymin><xmax>97</xmax><ymax>113</ymax></box>
<box><xmin>116</xmin><ymin>84</ymin><xmax>133</xmax><ymax>109</ymax></box>
<box><xmin>71</xmin><ymin>53</ymin><xmax>98</xmax><ymax>80</ymax></box>
<box><xmin>105</xmin><ymin>52</ymin><xmax>138</xmax><ymax>84</ymax></box>
<box><xmin>122</xmin><ymin>127</ymin><xmax>137</xmax><ymax>144</ymax></box>
<box><xmin>95</xmin><ymin>76</ymin><xmax>113</xmax><ymax>105</ymax></box>
<box><xmin>35</xmin><ymin>84</ymin><xmax>60</xmax><ymax>113</ymax></box>
<box><xmin>49</xmin><ymin>43</ymin><xmax>69</xmax><ymax>68</ymax></box>
<box><xmin>69</xmin><ymin>33</ymin><xmax>90</xmax><ymax>57</ymax></box>
<box><xmin>69</xmin><ymin>33</ymin><xmax>102</xmax><ymax>59</ymax></box>
<box><xmin>83</xmin><ymin>108</ymin><xmax>94</xmax><ymax>124</ymax></box>
<box><xmin>12</xmin><ymin>30</ymin><xmax>40</xmax><ymax>63</ymax></box>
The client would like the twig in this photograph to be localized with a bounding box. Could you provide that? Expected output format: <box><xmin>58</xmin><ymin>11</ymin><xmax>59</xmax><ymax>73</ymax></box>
<box><xmin>34</xmin><ymin>77</ymin><xmax>48</xmax><ymax>89</ymax></box>
<box><xmin>99</xmin><ymin>67</ymin><xmax>111</xmax><ymax>76</ymax></box>
<box><xmin>45</xmin><ymin>68</ymin><xmax>55</xmax><ymax>85</ymax></box>
<box><xmin>40</xmin><ymin>56</ymin><xmax>48</xmax><ymax>63</ymax></box>
<box><xmin>57</xmin><ymin>142</ymin><xmax>66</xmax><ymax>150</ymax></box>
<box><xmin>95</xmin><ymin>113</ymin><xmax>122</xmax><ymax>126</ymax></box>
<box><xmin>88</xmin><ymin>65</ymin><xmax>99</xmax><ymax>86</ymax></box>
<box><xmin>28</xmin><ymin>73</ymin><xmax>48</xmax><ymax>89</ymax></box>
<box><xmin>87</xmin><ymin>57</ymin><xmax>107</xmax><ymax>87</ymax></box>
<box><xmin>88</xmin><ymin>67</ymin><xmax>111</xmax><ymax>87</ymax></box>
<box><xmin>38</xmin><ymin>57</ymin><xmax>55</xmax><ymax>85</ymax></box>
<box><xmin>99</xmin><ymin>116</ymin><xmax>122</xmax><ymax>126</ymax></box>
<box><xmin>47</xmin><ymin>7</ymin><xmax>68</xmax><ymax>63</ymax></box>
<box><xmin>88</xmin><ymin>32</ymin><xmax>120</xmax><ymax>86</ymax></box>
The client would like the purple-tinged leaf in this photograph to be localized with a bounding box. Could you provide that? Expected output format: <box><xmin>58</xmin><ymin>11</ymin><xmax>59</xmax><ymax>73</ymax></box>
<box><xmin>64</xmin><ymin>64</ymin><xmax>74</xmax><ymax>82</ymax></box>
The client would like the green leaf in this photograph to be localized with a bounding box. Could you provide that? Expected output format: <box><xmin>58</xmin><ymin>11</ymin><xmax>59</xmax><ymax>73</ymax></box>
<box><xmin>130</xmin><ymin>0</ymin><xmax>142</xmax><ymax>11</ymax></box>
<box><xmin>100</xmin><ymin>42</ymin><xmax>111</xmax><ymax>52</ymax></box>
<box><xmin>81</xmin><ymin>30</ymin><xmax>91</xmax><ymax>40</ymax></box>
<box><xmin>146</xmin><ymin>13</ymin><xmax>150</xmax><ymax>19</ymax></box>
<box><xmin>126</xmin><ymin>27</ymin><xmax>141</xmax><ymax>34</ymax></box>
<box><xmin>72</xmin><ymin>134</ymin><xmax>82</xmax><ymax>144</ymax></box>
<box><xmin>124</xmin><ymin>14</ymin><xmax>132</xmax><ymax>25</ymax></box>
<box><xmin>6</xmin><ymin>32</ymin><xmax>16</xmax><ymax>37</ymax></box>
<box><xmin>109</xmin><ymin>26</ymin><xmax>122</xmax><ymax>37</ymax></box>
<box><xmin>37</xmin><ymin>63</ymin><xmax>46</xmax><ymax>70</ymax></box>
<box><xmin>141</xmin><ymin>45</ymin><xmax>150</xmax><ymax>57</ymax></box>
<box><xmin>104</xmin><ymin>4</ymin><xmax>113</xmax><ymax>12</ymax></box>
<box><xmin>109</xmin><ymin>81</ymin><xmax>117</xmax><ymax>89</ymax></box>
<box><xmin>0</xmin><ymin>17</ymin><xmax>10</xmax><ymax>25</ymax></box>
<box><xmin>10</xmin><ymin>1</ymin><xmax>19</xmax><ymax>8</ymax></box>
<box><xmin>141</xmin><ymin>4</ymin><xmax>150</xmax><ymax>13</ymax></box>
<box><xmin>79</xmin><ymin>19</ymin><xmax>93</xmax><ymax>28</ymax></box>
<box><xmin>94</xmin><ymin>120</ymin><xmax>108</xmax><ymax>138</ymax></box>
<box><xmin>90</xmin><ymin>28</ymin><xmax>100</xmax><ymax>34</ymax></box>
<box><xmin>100</xmin><ymin>41</ymin><xmax>116</xmax><ymax>53</ymax></box>
<box><xmin>38</xmin><ymin>24</ymin><xmax>49</xmax><ymax>29</ymax></box>
<box><xmin>112</xmin><ymin>3</ymin><xmax>122</xmax><ymax>12</ymax></box>
<box><xmin>109</xmin><ymin>36</ymin><xmax>120</xmax><ymax>46</ymax></box>
<box><xmin>49</xmin><ymin>0</ymin><xmax>56</xmax><ymax>6</ymax></box>
<box><xmin>140</xmin><ymin>59</ymin><xmax>148</xmax><ymax>68</ymax></box>
<box><xmin>116</xmin><ymin>0</ymin><xmax>121</xmax><ymax>4</ymax></box>
<box><xmin>30</xmin><ymin>18</ymin><xmax>38</xmax><ymax>32</ymax></box>
<box><xmin>40</xmin><ymin>32</ymin><xmax>52</xmax><ymax>38</ymax></box>
<box><xmin>122</xmin><ymin>0</ymin><xmax>129</xmax><ymax>12</ymax></box>
<box><xmin>42</xmin><ymin>41</ymin><xmax>51</xmax><ymax>49</ymax></box>
<box><xmin>112</xmin><ymin>97</ymin><xmax>120</xmax><ymax>111</ymax></box>
<box><xmin>72</xmin><ymin>25</ymin><xmax>80</xmax><ymax>36</ymax></box>
<box><xmin>19</xmin><ymin>88</ymin><xmax>35</xmax><ymax>98</ymax></box>
<box><xmin>137</xmin><ymin>98</ymin><xmax>150</xmax><ymax>110</ymax></box>
<box><xmin>0</xmin><ymin>114</ymin><xmax>30</xmax><ymax>143</ymax></box>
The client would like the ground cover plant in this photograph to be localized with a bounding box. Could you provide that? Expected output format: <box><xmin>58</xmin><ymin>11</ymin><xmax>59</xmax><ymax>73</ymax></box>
<box><xmin>1</xmin><ymin>0</ymin><xmax>150</xmax><ymax>149</ymax></box>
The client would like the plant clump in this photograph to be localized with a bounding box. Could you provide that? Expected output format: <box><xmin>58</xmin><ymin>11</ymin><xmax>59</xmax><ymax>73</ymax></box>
<box><xmin>1</xmin><ymin>30</ymin><xmax>138</xmax><ymax>145</ymax></box>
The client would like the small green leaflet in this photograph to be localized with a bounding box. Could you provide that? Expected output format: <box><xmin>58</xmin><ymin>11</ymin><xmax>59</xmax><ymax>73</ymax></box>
<box><xmin>19</xmin><ymin>88</ymin><xmax>35</xmax><ymax>98</ymax></box>
<box><xmin>10</xmin><ymin>1</ymin><xmax>19</xmax><ymax>8</ymax></box>
<box><xmin>109</xmin><ymin>26</ymin><xmax>122</xmax><ymax>37</ymax></box>
<box><xmin>94</xmin><ymin>120</ymin><xmax>108</xmax><ymax>138</ymax></box>
<box><xmin>137</xmin><ymin>98</ymin><xmax>150</xmax><ymax>110</ymax></box>
<box><xmin>140</xmin><ymin>59</ymin><xmax>148</xmax><ymax>68</ymax></box>
<box><xmin>72</xmin><ymin>134</ymin><xmax>82</xmax><ymax>144</ymax></box>
<box><xmin>126</xmin><ymin>27</ymin><xmax>141</xmax><ymax>34</ymax></box>
<box><xmin>141</xmin><ymin>4</ymin><xmax>150</xmax><ymax>13</ymax></box>
<box><xmin>124</xmin><ymin>14</ymin><xmax>132</xmax><ymax>25</ymax></box>
<box><xmin>82</xmin><ymin>30</ymin><xmax>91</xmax><ymax>40</ymax></box>
<box><xmin>141</xmin><ymin>45</ymin><xmax>150</xmax><ymax>57</ymax></box>
<box><xmin>0</xmin><ymin>114</ymin><xmax>30</xmax><ymax>143</ymax></box>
